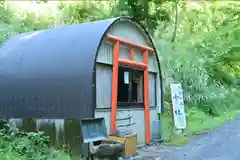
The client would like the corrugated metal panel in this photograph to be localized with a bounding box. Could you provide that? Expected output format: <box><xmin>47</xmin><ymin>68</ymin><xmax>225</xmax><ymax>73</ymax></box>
<box><xmin>96</xmin><ymin>41</ymin><xmax>113</xmax><ymax>64</ymax></box>
<box><xmin>109</xmin><ymin>20</ymin><xmax>145</xmax><ymax>64</ymax></box>
<box><xmin>96</xmin><ymin>18</ymin><xmax>163</xmax><ymax>112</ymax></box>
<box><xmin>96</xmin><ymin>19</ymin><xmax>158</xmax><ymax>107</ymax></box>
<box><xmin>134</xmin><ymin>48</ymin><xmax>144</xmax><ymax>63</ymax></box>
<box><xmin>95</xmin><ymin>18</ymin><xmax>162</xmax><ymax>111</ymax></box>
<box><xmin>137</xmin><ymin>75</ymin><xmax>143</xmax><ymax>102</ymax></box>
<box><xmin>109</xmin><ymin>20</ymin><xmax>147</xmax><ymax>45</ymax></box>
<box><xmin>95</xmin><ymin>108</ymin><xmax>157</xmax><ymax>144</ymax></box>
<box><xmin>97</xmin><ymin>20</ymin><xmax>152</xmax><ymax>65</ymax></box>
<box><xmin>156</xmin><ymin>72</ymin><xmax>162</xmax><ymax>113</ymax></box>
<box><xmin>0</xmin><ymin>18</ymin><xmax>120</xmax><ymax>119</ymax></box>
<box><xmin>119</xmin><ymin>45</ymin><xmax>130</xmax><ymax>60</ymax></box>
<box><xmin>148</xmin><ymin>54</ymin><xmax>158</xmax><ymax>72</ymax></box>
<box><xmin>96</xmin><ymin>64</ymin><xmax>112</xmax><ymax>108</ymax></box>
<box><xmin>149</xmin><ymin>73</ymin><xmax>156</xmax><ymax>107</ymax></box>
<box><xmin>97</xmin><ymin>42</ymin><xmax>132</xmax><ymax>64</ymax></box>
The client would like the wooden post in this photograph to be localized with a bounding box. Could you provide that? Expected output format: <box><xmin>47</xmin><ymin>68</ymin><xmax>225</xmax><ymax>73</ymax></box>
<box><xmin>110</xmin><ymin>41</ymin><xmax>119</xmax><ymax>133</ymax></box>
<box><xmin>143</xmin><ymin>50</ymin><xmax>150</xmax><ymax>144</ymax></box>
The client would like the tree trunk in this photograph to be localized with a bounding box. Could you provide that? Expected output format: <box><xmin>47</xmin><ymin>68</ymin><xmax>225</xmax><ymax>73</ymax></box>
<box><xmin>172</xmin><ymin>0</ymin><xmax>179</xmax><ymax>43</ymax></box>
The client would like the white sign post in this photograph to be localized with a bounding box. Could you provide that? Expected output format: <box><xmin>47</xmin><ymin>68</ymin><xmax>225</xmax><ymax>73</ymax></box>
<box><xmin>170</xmin><ymin>83</ymin><xmax>187</xmax><ymax>132</ymax></box>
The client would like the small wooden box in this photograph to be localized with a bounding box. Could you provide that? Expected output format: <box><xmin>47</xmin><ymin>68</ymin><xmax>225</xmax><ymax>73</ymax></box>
<box><xmin>107</xmin><ymin>133</ymin><xmax>137</xmax><ymax>157</ymax></box>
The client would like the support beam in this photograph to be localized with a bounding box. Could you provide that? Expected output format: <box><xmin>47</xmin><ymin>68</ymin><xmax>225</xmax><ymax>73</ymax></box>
<box><xmin>143</xmin><ymin>50</ymin><xmax>150</xmax><ymax>144</ymax></box>
<box><xmin>106</xmin><ymin>34</ymin><xmax>154</xmax><ymax>52</ymax></box>
<box><xmin>119</xmin><ymin>59</ymin><xmax>147</xmax><ymax>69</ymax></box>
<box><xmin>130</xmin><ymin>48</ymin><xmax>134</xmax><ymax>60</ymax></box>
<box><xmin>110</xmin><ymin>41</ymin><xmax>119</xmax><ymax>133</ymax></box>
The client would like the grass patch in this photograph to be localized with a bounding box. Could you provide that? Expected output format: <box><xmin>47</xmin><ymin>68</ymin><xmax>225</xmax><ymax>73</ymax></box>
<box><xmin>161</xmin><ymin>107</ymin><xmax>240</xmax><ymax>146</ymax></box>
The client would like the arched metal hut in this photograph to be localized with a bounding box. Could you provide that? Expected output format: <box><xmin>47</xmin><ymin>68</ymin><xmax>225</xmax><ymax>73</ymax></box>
<box><xmin>0</xmin><ymin>17</ymin><xmax>163</xmax><ymax>145</ymax></box>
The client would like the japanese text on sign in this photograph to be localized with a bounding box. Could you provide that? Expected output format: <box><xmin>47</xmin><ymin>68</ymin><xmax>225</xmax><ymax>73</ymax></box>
<box><xmin>170</xmin><ymin>83</ymin><xmax>187</xmax><ymax>129</ymax></box>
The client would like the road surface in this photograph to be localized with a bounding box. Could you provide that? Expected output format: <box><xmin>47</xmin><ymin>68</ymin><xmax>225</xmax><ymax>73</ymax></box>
<box><xmin>134</xmin><ymin>117</ymin><xmax>240</xmax><ymax>160</ymax></box>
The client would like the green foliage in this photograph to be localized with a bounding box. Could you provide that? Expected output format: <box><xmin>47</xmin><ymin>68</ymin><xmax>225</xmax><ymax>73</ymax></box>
<box><xmin>0</xmin><ymin>119</ymin><xmax>71</xmax><ymax>160</ymax></box>
<box><xmin>154</xmin><ymin>1</ymin><xmax>240</xmax><ymax>115</ymax></box>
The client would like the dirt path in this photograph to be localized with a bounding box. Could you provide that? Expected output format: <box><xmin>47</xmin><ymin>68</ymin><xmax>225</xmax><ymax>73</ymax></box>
<box><xmin>134</xmin><ymin>117</ymin><xmax>240</xmax><ymax>160</ymax></box>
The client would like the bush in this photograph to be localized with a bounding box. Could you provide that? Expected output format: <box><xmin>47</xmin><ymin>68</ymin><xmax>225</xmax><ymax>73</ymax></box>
<box><xmin>0</xmin><ymin>119</ymin><xmax>48</xmax><ymax>160</ymax></box>
<box><xmin>0</xmin><ymin>119</ymin><xmax>72</xmax><ymax>160</ymax></box>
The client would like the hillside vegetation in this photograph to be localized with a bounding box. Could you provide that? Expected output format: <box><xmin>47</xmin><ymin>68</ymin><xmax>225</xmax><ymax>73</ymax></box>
<box><xmin>0</xmin><ymin>0</ymin><xmax>239</xmax><ymax>158</ymax></box>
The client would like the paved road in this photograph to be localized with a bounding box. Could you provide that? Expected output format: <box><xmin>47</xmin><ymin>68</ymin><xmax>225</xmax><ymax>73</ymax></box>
<box><xmin>135</xmin><ymin>117</ymin><xmax>240</xmax><ymax>160</ymax></box>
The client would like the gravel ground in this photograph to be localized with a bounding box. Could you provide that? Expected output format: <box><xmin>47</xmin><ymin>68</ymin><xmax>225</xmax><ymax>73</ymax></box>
<box><xmin>134</xmin><ymin>117</ymin><xmax>240</xmax><ymax>160</ymax></box>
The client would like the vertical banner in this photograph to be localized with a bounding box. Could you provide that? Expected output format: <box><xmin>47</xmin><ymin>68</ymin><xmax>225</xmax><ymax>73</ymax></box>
<box><xmin>170</xmin><ymin>83</ymin><xmax>187</xmax><ymax>130</ymax></box>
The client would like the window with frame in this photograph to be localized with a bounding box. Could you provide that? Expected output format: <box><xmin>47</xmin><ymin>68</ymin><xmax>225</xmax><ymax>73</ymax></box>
<box><xmin>117</xmin><ymin>66</ymin><xmax>144</xmax><ymax>108</ymax></box>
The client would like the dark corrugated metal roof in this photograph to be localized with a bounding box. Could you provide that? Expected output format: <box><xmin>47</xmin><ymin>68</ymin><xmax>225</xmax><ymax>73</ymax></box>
<box><xmin>0</xmin><ymin>17</ymin><xmax>164</xmax><ymax>119</ymax></box>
